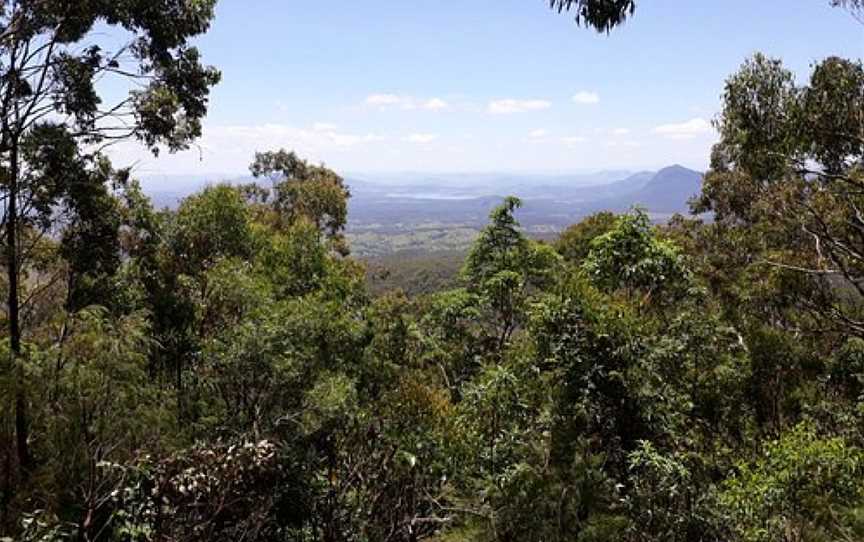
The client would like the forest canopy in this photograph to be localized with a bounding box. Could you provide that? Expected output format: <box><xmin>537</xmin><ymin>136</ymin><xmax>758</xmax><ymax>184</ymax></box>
<box><xmin>0</xmin><ymin>1</ymin><xmax>863</xmax><ymax>541</ymax></box>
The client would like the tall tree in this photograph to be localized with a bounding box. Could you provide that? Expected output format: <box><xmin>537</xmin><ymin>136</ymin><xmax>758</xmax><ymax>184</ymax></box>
<box><xmin>0</xmin><ymin>0</ymin><xmax>220</xmax><ymax>475</ymax></box>
<box><xmin>694</xmin><ymin>54</ymin><xmax>864</xmax><ymax>337</ymax></box>
<box><xmin>250</xmin><ymin>149</ymin><xmax>351</xmax><ymax>254</ymax></box>
<box><xmin>462</xmin><ymin>196</ymin><xmax>560</xmax><ymax>350</ymax></box>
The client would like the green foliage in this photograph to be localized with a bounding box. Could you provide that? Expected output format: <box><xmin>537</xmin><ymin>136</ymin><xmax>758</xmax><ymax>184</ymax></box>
<box><xmin>110</xmin><ymin>440</ymin><xmax>297</xmax><ymax>542</ymax></box>
<box><xmin>170</xmin><ymin>184</ymin><xmax>255</xmax><ymax>275</ymax></box>
<box><xmin>827</xmin><ymin>338</ymin><xmax>864</xmax><ymax>401</ymax></box>
<box><xmin>5</xmin><ymin>150</ymin><xmax>864</xmax><ymax>541</ymax></box>
<box><xmin>549</xmin><ymin>0</ymin><xmax>636</xmax><ymax>32</ymax></box>
<box><xmin>547</xmin><ymin>1</ymin><xmax>854</xmax><ymax>33</ymax></box>
<box><xmin>832</xmin><ymin>0</ymin><xmax>864</xmax><ymax>20</ymax></box>
<box><xmin>15</xmin><ymin>308</ymin><xmax>179</xmax><ymax>539</ymax></box>
<box><xmin>366</xmin><ymin>250</ymin><xmax>465</xmax><ymax>297</ymax></box>
<box><xmin>250</xmin><ymin>149</ymin><xmax>351</xmax><ymax>253</ymax></box>
<box><xmin>624</xmin><ymin>442</ymin><xmax>727</xmax><ymax>541</ymax></box>
<box><xmin>694</xmin><ymin>54</ymin><xmax>864</xmax><ymax>338</ymax></box>
<box><xmin>582</xmin><ymin>209</ymin><xmax>690</xmax><ymax>305</ymax></box>
<box><xmin>720</xmin><ymin>423</ymin><xmax>864</xmax><ymax>542</ymax></box>
<box><xmin>555</xmin><ymin>211</ymin><xmax>618</xmax><ymax>264</ymax></box>
<box><xmin>256</xmin><ymin>219</ymin><xmax>328</xmax><ymax>298</ymax></box>
<box><xmin>0</xmin><ymin>0</ymin><xmax>221</xmax><ymax>492</ymax></box>
<box><xmin>0</xmin><ymin>0</ymin><xmax>220</xmax><ymax>152</ymax></box>
<box><xmin>462</xmin><ymin>197</ymin><xmax>562</xmax><ymax>349</ymax></box>
<box><xmin>3</xmin><ymin>15</ymin><xmax>864</xmax><ymax>540</ymax></box>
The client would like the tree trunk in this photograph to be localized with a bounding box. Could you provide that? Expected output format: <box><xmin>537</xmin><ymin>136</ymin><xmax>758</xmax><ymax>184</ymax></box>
<box><xmin>7</xmin><ymin>136</ymin><xmax>30</xmax><ymax>474</ymax></box>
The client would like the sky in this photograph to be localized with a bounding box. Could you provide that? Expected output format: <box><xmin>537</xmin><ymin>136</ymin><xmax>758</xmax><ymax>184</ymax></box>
<box><xmin>108</xmin><ymin>0</ymin><xmax>864</xmax><ymax>180</ymax></box>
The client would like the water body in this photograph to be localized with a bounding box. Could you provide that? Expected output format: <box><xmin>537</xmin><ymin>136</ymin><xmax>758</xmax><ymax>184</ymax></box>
<box><xmin>384</xmin><ymin>193</ymin><xmax>478</xmax><ymax>200</ymax></box>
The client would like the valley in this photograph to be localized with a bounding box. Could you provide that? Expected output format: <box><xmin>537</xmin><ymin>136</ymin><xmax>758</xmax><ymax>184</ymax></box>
<box><xmin>345</xmin><ymin>164</ymin><xmax>703</xmax><ymax>256</ymax></box>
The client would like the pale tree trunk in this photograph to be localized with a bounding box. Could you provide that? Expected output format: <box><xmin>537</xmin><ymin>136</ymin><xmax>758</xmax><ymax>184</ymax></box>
<box><xmin>7</xmin><ymin>132</ymin><xmax>29</xmax><ymax>475</ymax></box>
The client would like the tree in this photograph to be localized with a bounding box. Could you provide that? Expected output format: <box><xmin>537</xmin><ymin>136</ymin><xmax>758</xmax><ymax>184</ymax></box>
<box><xmin>171</xmin><ymin>185</ymin><xmax>254</xmax><ymax>277</ymax></box>
<box><xmin>832</xmin><ymin>0</ymin><xmax>864</xmax><ymax>23</ymax></box>
<box><xmin>0</xmin><ymin>1</ymin><xmax>220</xmax><ymax>476</ymax></box>
<box><xmin>720</xmin><ymin>423</ymin><xmax>864</xmax><ymax>542</ymax></box>
<box><xmin>694</xmin><ymin>54</ymin><xmax>864</xmax><ymax>337</ymax></box>
<box><xmin>582</xmin><ymin>209</ymin><xmax>690</xmax><ymax>306</ymax></box>
<box><xmin>555</xmin><ymin>211</ymin><xmax>618</xmax><ymax>264</ymax></box>
<box><xmin>462</xmin><ymin>197</ymin><xmax>560</xmax><ymax>351</ymax></box>
<box><xmin>141</xmin><ymin>185</ymin><xmax>255</xmax><ymax>417</ymax></box>
<box><xmin>549</xmin><ymin>0</ymin><xmax>636</xmax><ymax>32</ymax></box>
<box><xmin>106</xmin><ymin>440</ymin><xmax>297</xmax><ymax>542</ymax></box>
<box><xmin>547</xmin><ymin>1</ymin><xmax>857</xmax><ymax>32</ymax></box>
<box><xmin>250</xmin><ymin>150</ymin><xmax>351</xmax><ymax>254</ymax></box>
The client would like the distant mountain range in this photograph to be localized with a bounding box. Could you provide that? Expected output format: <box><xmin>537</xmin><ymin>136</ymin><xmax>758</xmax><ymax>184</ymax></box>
<box><xmin>138</xmin><ymin>165</ymin><xmax>704</xmax><ymax>237</ymax></box>
<box><xmin>346</xmin><ymin>165</ymin><xmax>703</xmax><ymax>232</ymax></box>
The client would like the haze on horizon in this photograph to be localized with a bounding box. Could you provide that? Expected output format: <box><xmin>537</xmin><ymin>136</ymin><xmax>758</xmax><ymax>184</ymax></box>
<box><xmin>108</xmin><ymin>0</ymin><xmax>863</xmax><ymax>179</ymax></box>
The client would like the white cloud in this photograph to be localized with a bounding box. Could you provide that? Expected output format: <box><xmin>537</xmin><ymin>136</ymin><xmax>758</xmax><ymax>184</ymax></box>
<box><xmin>405</xmin><ymin>133</ymin><xmax>439</xmax><ymax>144</ymax></box>
<box><xmin>562</xmin><ymin>136</ymin><xmax>588</xmax><ymax>145</ymax></box>
<box><xmin>422</xmin><ymin>98</ymin><xmax>449</xmax><ymax>111</ymax></box>
<box><xmin>203</xmin><ymin>124</ymin><xmax>384</xmax><ymax>149</ymax></box>
<box><xmin>488</xmin><ymin>98</ymin><xmax>551</xmax><ymax>114</ymax></box>
<box><xmin>606</xmin><ymin>140</ymin><xmax>642</xmax><ymax>148</ymax></box>
<box><xmin>366</xmin><ymin>93</ymin><xmax>405</xmax><ymax>107</ymax></box>
<box><xmin>366</xmin><ymin>94</ymin><xmax>450</xmax><ymax>112</ymax></box>
<box><xmin>313</xmin><ymin>122</ymin><xmax>338</xmax><ymax>132</ymax></box>
<box><xmin>305</xmin><ymin>123</ymin><xmax>383</xmax><ymax>146</ymax></box>
<box><xmin>653</xmin><ymin>117</ymin><xmax>714</xmax><ymax>140</ymax></box>
<box><xmin>324</xmin><ymin>132</ymin><xmax>385</xmax><ymax>146</ymax></box>
<box><xmin>105</xmin><ymin>123</ymin><xmax>389</xmax><ymax>176</ymax></box>
<box><xmin>572</xmin><ymin>91</ymin><xmax>600</xmax><ymax>105</ymax></box>
<box><xmin>528</xmin><ymin>129</ymin><xmax>548</xmax><ymax>139</ymax></box>
<box><xmin>611</xmin><ymin>128</ymin><xmax>630</xmax><ymax>135</ymax></box>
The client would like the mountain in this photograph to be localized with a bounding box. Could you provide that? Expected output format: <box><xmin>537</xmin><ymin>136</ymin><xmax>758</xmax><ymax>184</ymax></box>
<box><xmin>629</xmin><ymin>165</ymin><xmax>703</xmax><ymax>212</ymax></box>
<box><xmin>578</xmin><ymin>165</ymin><xmax>702</xmax><ymax>215</ymax></box>
<box><xmin>567</xmin><ymin>170</ymin><xmax>654</xmax><ymax>201</ymax></box>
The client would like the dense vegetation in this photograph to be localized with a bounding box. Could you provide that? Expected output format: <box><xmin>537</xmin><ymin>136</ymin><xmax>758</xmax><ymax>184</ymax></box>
<box><xmin>365</xmin><ymin>250</ymin><xmax>466</xmax><ymax>298</ymax></box>
<box><xmin>0</xmin><ymin>1</ymin><xmax>862</xmax><ymax>541</ymax></box>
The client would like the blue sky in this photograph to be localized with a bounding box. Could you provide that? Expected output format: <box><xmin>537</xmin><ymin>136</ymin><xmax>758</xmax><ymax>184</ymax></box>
<box><xmin>112</xmin><ymin>0</ymin><xmax>864</xmax><ymax>178</ymax></box>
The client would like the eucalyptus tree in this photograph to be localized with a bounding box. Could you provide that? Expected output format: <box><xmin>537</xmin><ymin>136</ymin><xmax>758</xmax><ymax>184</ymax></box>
<box><xmin>0</xmin><ymin>0</ymin><xmax>220</xmax><ymax>475</ymax></box>
<box><xmin>693</xmin><ymin>54</ymin><xmax>864</xmax><ymax>338</ymax></box>
<box><xmin>250</xmin><ymin>149</ymin><xmax>351</xmax><ymax>254</ymax></box>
